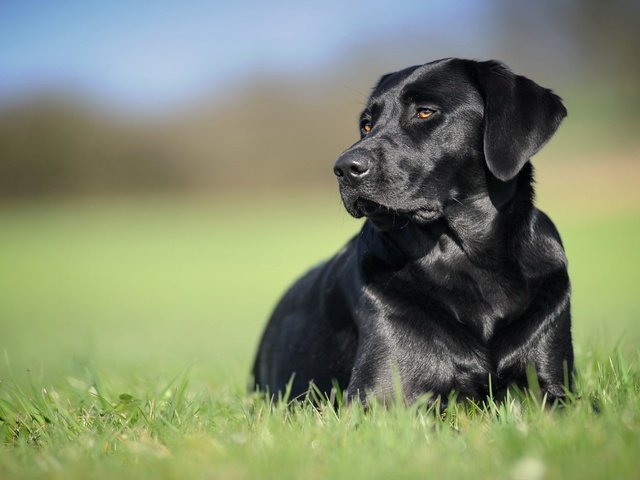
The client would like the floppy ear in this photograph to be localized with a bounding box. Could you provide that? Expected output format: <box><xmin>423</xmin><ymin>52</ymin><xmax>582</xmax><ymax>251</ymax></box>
<box><xmin>474</xmin><ymin>60</ymin><xmax>567</xmax><ymax>181</ymax></box>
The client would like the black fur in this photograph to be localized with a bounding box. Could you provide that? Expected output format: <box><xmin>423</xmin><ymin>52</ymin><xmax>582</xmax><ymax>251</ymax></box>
<box><xmin>253</xmin><ymin>58</ymin><xmax>573</xmax><ymax>404</ymax></box>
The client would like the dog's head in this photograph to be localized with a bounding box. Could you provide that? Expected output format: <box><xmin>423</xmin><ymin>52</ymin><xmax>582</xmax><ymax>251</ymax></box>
<box><xmin>333</xmin><ymin>58</ymin><xmax>566</xmax><ymax>227</ymax></box>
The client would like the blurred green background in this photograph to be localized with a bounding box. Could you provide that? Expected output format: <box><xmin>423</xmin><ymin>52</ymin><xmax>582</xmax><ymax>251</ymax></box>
<box><xmin>0</xmin><ymin>0</ymin><xmax>639</xmax><ymax>386</ymax></box>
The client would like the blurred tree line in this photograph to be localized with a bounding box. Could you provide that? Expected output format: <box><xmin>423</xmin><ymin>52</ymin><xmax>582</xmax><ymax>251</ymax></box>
<box><xmin>0</xmin><ymin>86</ymin><xmax>358</xmax><ymax>196</ymax></box>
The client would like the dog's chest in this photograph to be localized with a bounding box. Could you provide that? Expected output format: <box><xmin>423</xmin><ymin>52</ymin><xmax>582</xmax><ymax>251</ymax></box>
<box><xmin>373</xmin><ymin>249</ymin><xmax>526</xmax><ymax>342</ymax></box>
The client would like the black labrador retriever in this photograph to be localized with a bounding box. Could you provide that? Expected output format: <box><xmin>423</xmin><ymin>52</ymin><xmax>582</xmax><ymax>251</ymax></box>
<box><xmin>253</xmin><ymin>58</ymin><xmax>573</xmax><ymax>404</ymax></box>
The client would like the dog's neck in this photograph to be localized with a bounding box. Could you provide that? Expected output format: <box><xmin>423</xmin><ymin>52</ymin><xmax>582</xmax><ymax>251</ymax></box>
<box><xmin>360</xmin><ymin>163</ymin><xmax>535</xmax><ymax>271</ymax></box>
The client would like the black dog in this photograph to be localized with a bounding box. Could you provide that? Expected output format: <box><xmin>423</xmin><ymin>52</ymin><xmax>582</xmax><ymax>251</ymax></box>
<box><xmin>253</xmin><ymin>58</ymin><xmax>573</xmax><ymax>404</ymax></box>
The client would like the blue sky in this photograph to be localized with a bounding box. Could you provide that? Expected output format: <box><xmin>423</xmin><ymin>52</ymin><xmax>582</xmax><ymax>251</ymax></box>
<box><xmin>0</xmin><ymin>1</ymin><xmax>492</xmax><ymax>109</ymax></box>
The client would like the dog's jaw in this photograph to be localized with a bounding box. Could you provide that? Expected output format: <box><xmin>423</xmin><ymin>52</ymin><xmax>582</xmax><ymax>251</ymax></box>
<box><xmin>344</xmin><ymin>197</ymin><xmax>442</xmax><ymax>228</ymax></box>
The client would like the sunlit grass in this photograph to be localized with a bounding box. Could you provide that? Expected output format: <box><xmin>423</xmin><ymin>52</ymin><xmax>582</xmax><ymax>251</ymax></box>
<box><xmin>0</xmin><ymin>349</ymin><xmax>638</xmax><ymax>480</ymax></box>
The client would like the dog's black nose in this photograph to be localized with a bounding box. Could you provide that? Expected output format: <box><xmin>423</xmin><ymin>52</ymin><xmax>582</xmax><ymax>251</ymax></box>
<box><xmin>333</xmin><ymin>153</ymin><xmax>370</xmax><ymax>180</ymax></box>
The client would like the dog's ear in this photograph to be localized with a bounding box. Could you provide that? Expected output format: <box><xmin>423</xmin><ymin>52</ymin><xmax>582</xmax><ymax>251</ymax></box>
<box><xmin>474</xmin><ymin>60</ymin><xmax>567</xmax><ymax>181</ymax></box>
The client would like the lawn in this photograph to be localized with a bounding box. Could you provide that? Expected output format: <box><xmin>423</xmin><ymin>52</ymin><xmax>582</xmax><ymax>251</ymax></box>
<box><xmin>1</xmin><ymin>183</ymin><xmax>639</xmax><ymax>479</ymax></box>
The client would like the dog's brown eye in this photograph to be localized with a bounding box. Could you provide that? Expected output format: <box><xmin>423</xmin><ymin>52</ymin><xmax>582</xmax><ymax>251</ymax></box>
<box><xmin>417</xmin><ymin>109</ymin><xmax>434</xmax><ymax>119</ymax></box>
<box><xmin>361</xmin><ymin>122</ymin><xmax>372</xmax><ymax>134</ymax></box>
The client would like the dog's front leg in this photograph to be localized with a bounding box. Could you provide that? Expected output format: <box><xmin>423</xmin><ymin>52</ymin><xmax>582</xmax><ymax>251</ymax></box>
<box><xmin>496</xmin><ymin>271</ymin><xmax>574</xmax><ymax>402</ymax></box>
<box><xmin>344</xmin><ymin>338</ymin><xmax>396</xmax><ymax>405</ymax></box>
<box><xmin>526</xmin><ymin>302</ymin><xmax>574</xmax><ymax>402</ymax></box>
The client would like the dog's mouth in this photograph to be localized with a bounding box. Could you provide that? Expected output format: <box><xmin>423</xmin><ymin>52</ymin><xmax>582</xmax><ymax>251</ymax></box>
<box><xmin>352</xmin><ymin>198</ymin><xmax>441</xmax><ymax>224</ymax></box>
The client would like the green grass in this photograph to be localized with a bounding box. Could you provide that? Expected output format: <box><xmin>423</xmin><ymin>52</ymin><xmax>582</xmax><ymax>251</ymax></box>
<box><xmin>1</xmin><ymin>192</ymin><xmax>639</xmax><ymax>479</ymax></box>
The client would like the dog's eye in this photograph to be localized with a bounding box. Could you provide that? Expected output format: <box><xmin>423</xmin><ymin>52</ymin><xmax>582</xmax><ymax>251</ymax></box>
<box><xmin>417</xmin><ymin>109</ymin><xmax>434</xmax><ymax>119</ymax></box>
<box><xmin>361</xmin><ymin>121</ymin><xmax>372</xmax><ymax>134</ymax></box>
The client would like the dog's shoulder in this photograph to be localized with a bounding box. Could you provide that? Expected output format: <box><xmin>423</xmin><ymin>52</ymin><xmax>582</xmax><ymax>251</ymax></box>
<box><xmin>532</xmin><ymin>208</ymin><xmax>564</xmax><ymax>247</ymax></box>
<box><xmin>516</xmin><ymin>207</ymin><xmax>568</xmax><ymax>278</ymax></box>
